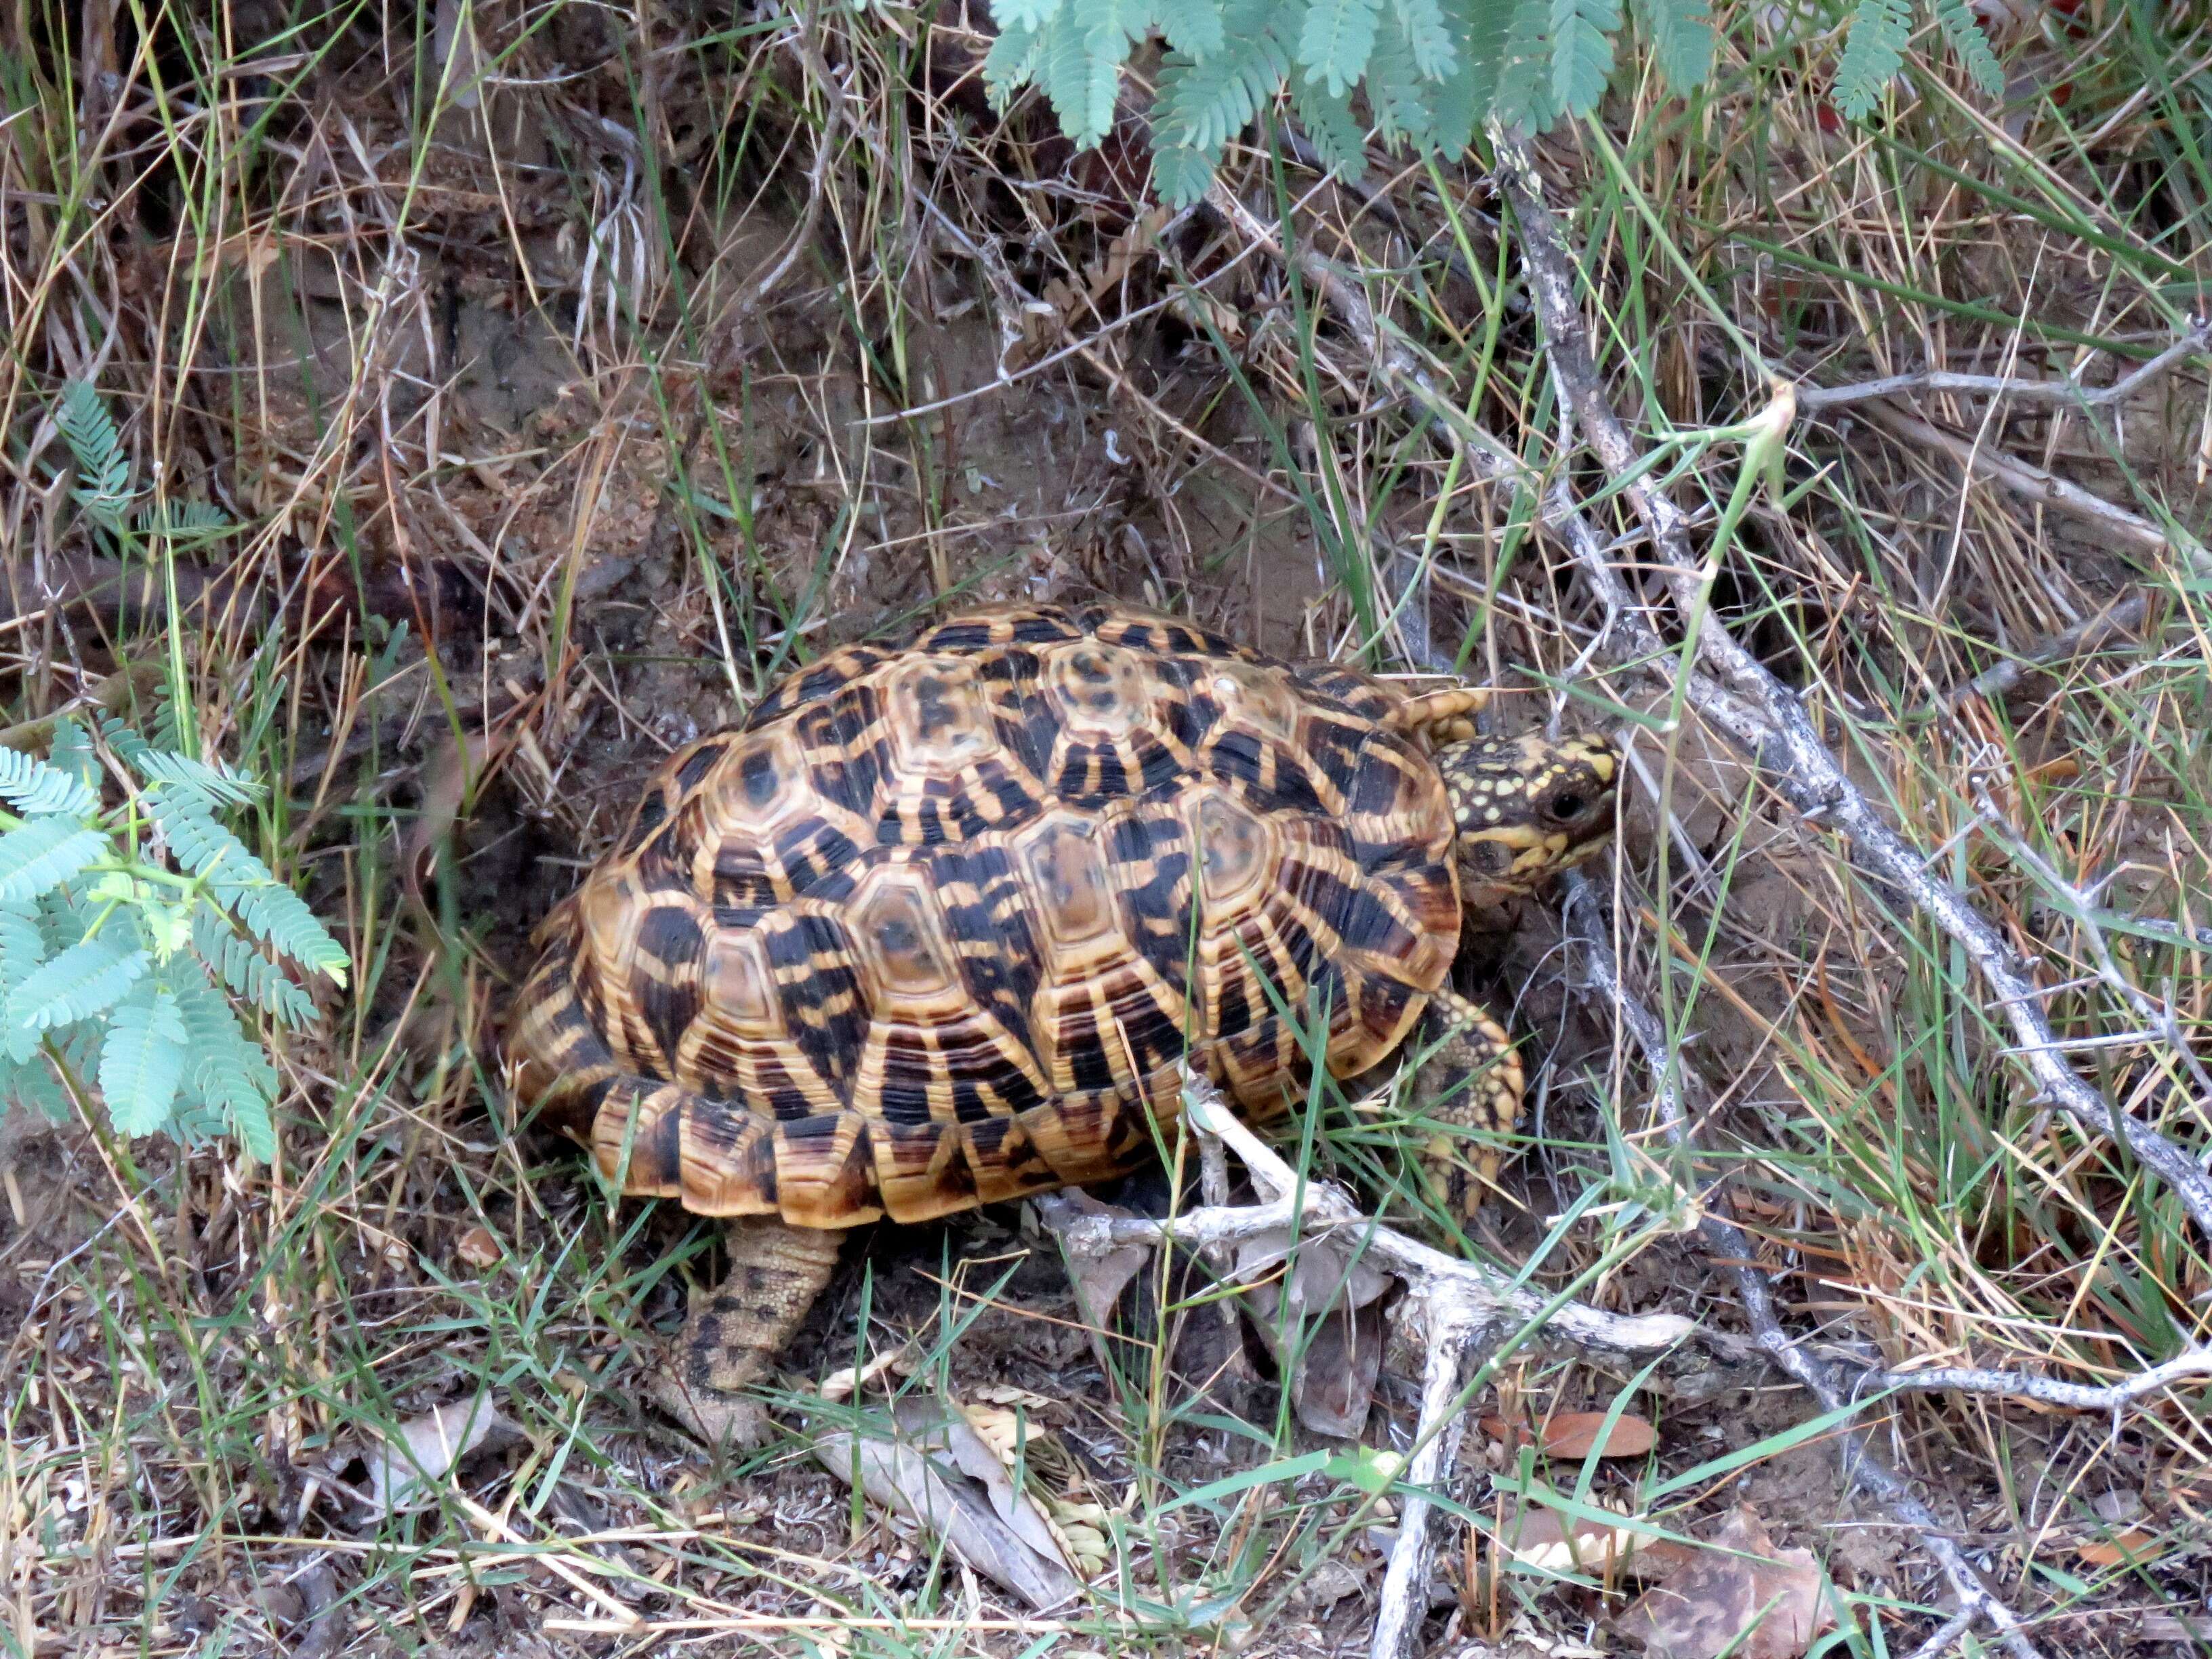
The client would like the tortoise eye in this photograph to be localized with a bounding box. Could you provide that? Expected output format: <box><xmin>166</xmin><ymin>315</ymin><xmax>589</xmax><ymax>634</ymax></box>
<box><xmin>1546</xmin><ymin>791</ymin><xmax>1586</xmax><ymax>822</ymax></box>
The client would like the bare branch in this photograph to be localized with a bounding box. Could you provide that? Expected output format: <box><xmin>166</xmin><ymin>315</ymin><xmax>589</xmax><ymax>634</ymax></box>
<box><xmin>1860</xmin><ymin>402</ymin><xmax>2192</xmax><ymax>560</ymax></box>
<box><xmin>1797</xmin><ymin>319</ymin><xmax>2210</xmax><ymax>411</ymax></box>
<box><xmin>1036</xmin><ymin>1071</ymin><xmax>1752</xmax><ymax>1659</ymax></box>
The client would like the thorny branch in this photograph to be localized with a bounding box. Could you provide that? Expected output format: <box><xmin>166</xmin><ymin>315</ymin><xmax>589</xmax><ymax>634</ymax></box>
<box><xmin>1490</xmin><ymin>138</ymin><xmax>2212</xmax><ymax>1240</ymax></box>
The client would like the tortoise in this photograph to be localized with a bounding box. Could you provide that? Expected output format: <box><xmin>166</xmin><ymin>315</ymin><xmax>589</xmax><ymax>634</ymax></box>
<box><xmin>508</xmin><ymin>602</ymin><xmax>1618</xmax><ymax>1441</ymax></box>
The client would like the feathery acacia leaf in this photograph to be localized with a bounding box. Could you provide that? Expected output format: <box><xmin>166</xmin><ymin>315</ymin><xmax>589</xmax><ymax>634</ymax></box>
<box><xmin>0</xmin><ymin>747</ymin><xmax>100</xmax><ymax>819</ymax></box>
<box><xmin>1299</xmin><ymin>0</ymin><xmax>1382</xmax><ymax>96</ymax></box>
<box><xmin>7</xmin><ymin>937</ymin><xmax>149</xmax><ymax>1035</ymax></box>
<box><xmin>1931</xmin><ymin>0</ymin><xmax>2002</xmax><ymax>94</ymax></box>
<box><xmin>0</xmin><ymin>820</ymin><xmax>106</xmax><ymax>905</ymax></box>
<box><xmin>1835</xmin><ymin>0</ymin><xmax>1910</xmax><ymax>117</ymax></box>
<box><xmin>100</xmin><ymin>987</ymin><xmax>189</xmax><ymax>1136</ymax></box>
<box><xmin>1634</xmin><ymin>0</ymin><xmax>1712</xmax><ymax>90</ymax></box>
<box><xmin>1393</xmin><ymin>0</ymin><xmax>1458</xmax><ymax>77</ymax></box>
<box><xmin>1291</xmin><ymin>76</ymin><xmax>1368</xmax><ymax>178</ymax></box>
<box><xmin>1153</xmin><ymin>0</ymin><xmax>1295</xmax><ymax>151</ymax></box>
<box><xmin>1549</xmin><ymin>0</ymin><xmax>1619</xmax><ymax>114</ymax></box>
<box><xmin>58</xmin><ymin>381</ymin><xmax>131</xmax><ymax>527</ymax></box>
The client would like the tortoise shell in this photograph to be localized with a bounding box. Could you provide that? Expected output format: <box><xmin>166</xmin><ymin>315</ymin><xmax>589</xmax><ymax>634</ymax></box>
<box><xmin>509</xmin><ymin>603</ymin><xmax>1463</xmax><ymax>1227</ymax></box>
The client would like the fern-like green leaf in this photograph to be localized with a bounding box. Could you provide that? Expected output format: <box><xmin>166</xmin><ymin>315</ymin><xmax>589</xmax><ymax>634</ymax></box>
<box><xmin>983</xmin><ymin>18</ymin><xmax>1044</xmax><ymax>110</ymax></box>
<box><xmin>1036</xmin><ymin>6</ymin><xmax>1126</xmax><ymax>148</ymax></box>
<box><xmin>100</xmin><ymin>986</ymin><xmax>189</xmax><ymax>1137</ymax></box>
<box><xmin>98</xmin><ymin>713</ymin><xmax>154</xmax><ymax>770</ymax></box>
<box><xmin>173</xmin><ymin>974</ymin><xmax>280</xmax><ymax>1162</ymax></box>
<box><xmin>1151</xmin><ymin>138</ymin><xmax>1225</xmax><ymax>207</ymax></box>
<box><xmin>987</xmin><ymin>0</ymin><xmax>1066</xmax><ymax>28</ymax></box>
<box><xmin>0</xmin><ymin>819</ymin><xmax>106</xmax><ymax>905</ymax></box>
<box><xmin>1299</xmin><ymin>0</ymin><xmax>1381</xmax><ymax>96</ymax></box>
<box><xmin>7</xmin><ymin>936</ymin><xmax>149</xmax><ymax>1034</ymax></box>
<box><xmin>1429</xmin><ymin>0</ymin><xmax>1515</xmax><ymax>152</ymax></box>
<box><xmin>223</xmin><ymin>882</ymin><xmax>350</xmax><ymax>986</ymax></box>
<box><xmin>1549</xmin><ymin>0</ymin><xmax>1618</xmax><ymax>114</ymax></box>
<box><xmin>1153</xmin><ymin>0</ymin><xmax>1295</xmax><ymax>150</ymax></box>
<box><xmin>1931</xmin><ymin>0</ymin><xmax>2002</xmax><ymax>95</ymax></box>
<box><xmin>138</xmin><ymin>750</ymin><xmax>263</xmax><ymax>809</ymax></box>
<box><xmin>1290</xmin><ymin>76</ymin><xmax>1368</xmax><ymax>179</ymax></box>
<box><xmin>1368</xmin><ymin>7</ymin><xmax>1438</xmax><ymax>148</ymax></box>
<box><xmin>0</xmin><ymin>746</ymin><xmax>100</xmax><ymax>819</ymax></box>
<box><xmin>46</xmin><ymin>717</ymin><xmax>98</xmax><ymax>794</ymax></box>
<box><xmin>192</xmin><ymin>912</ymin><xmax>320</xmax><ymax>1028</ymax></box>
<box><xmin>1393</xmin><ymin>0</ymin><xmax>1458</xmax><ymax>76</ymax></box>
<box><xmin>1634</xmin><ymin>0</ymin><xmax>1712</xmax><ymax>91</ymax></box>
<box><xmin>1834</xmin><ymin>0</ymin><xmax>1910</xmax><ymax>119</ymax></box>
<box><xmin>136</xmin><ymin>499</ymin><xmax>234</xmax><ymax>551</ymax></box>
<box><xmin>1155</xmin><ymin>0</ymin><xmax>1227</xmax><ymax>59</ymax></box>
<box><xmin>0</xmin><ymin>900</ymin><xmax>48</xmax><ymax>1064</ymax></box>
<box><xmin>149</xmin><ymin>798</ymin><xmax>349</xmax><ymax>984</ymax></box>
<box><xmin>57</xmin><ymin>381</ymin><xmax>132</xmax><ymax>528</ymax></box>
<box><xmin>3</xmin><ymin>1054</ymin><xmax>75</xmax><ymax>1121</ymax></box>
<box><xmin>1490</xmin><ymin>0</ymin><xmax>1561</xmax><ymax>128</ymax></box>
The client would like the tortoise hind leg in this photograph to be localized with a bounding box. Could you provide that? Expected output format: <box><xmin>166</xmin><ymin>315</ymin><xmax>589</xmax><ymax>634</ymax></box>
<box><xmin>651</xmin><ymin>1218</ymin><xmax>844</xmax><ymax>1448</ymax></box>
<box><xmin>1407</xmin><ymin>987</ymin><xmax>1525</xmax><ymax>1223</ymax></box>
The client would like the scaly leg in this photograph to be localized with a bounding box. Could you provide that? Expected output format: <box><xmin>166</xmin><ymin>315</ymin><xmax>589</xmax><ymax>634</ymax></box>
<box><xmin>1386</xmin><ymin>687</ymin><xmax>1492</xmax><ymax>750</ymax></box>
<box><xmin>1406</xmin><ymin>986</ymin><xmax>1525</xmax><ymax>1221</ymax></box>
<box><xmin>650</xmin><ymin>1217</ymin><xmax>844</xmax><ymax>1447</ymax></box>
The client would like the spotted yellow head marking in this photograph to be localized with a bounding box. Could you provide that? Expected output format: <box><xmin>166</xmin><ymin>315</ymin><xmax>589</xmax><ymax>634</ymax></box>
<box><xmin>1437</xmin><ymin>731</ymin><xmax>1620</xmax><ymax>903</ymax></box>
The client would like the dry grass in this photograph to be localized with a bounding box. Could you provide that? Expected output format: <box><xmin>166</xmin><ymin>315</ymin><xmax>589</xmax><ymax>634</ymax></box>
<box><xmin>2</xmin><ymin>1</ymin><xmax>2208</xmax><ymax>1655</ymax></box>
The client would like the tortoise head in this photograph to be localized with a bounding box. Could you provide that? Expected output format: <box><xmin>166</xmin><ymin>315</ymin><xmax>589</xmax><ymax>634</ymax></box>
<box><xmin>1435</xmin><ymin>731</ymin><xmax>1620</xmax><ymax>903</ymax></box>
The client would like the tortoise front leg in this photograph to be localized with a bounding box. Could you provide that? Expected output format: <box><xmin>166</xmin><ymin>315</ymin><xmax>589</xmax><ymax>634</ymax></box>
<box><xmin>1385</xmin><ymin>687</ymin><xmax>1491</xmax><ymax>750</ymax></box>
<box><xmin>651</xmin><ymin>1217</ymin><xmax>844</xmax><ymax>1448</ymax></box>
<box><xmin>1406</xmin><ymin>987</ymin><xmax>1526</xmax><ymax>1222</ymax></box>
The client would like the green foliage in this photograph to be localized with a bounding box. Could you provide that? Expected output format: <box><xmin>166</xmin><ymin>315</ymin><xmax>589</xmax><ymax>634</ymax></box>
<box><xmin>0</xmin><ymin>716</ymin><xmax>347</xmax><ymax>1158</ymax></box>
<box><xmin>984</xmin><ymin>0</ymin><xmax>2005</xmax><ymax>201</ymax></box>
<box><xmin>1300</xmin><ymin>0</ymin><xmax>1383</xmax><ymax>98</ymax></box>
<box><xmin>1833</xmin><ymin>0</ymin><xmax>1910</xmax><ymax>117</ymax></box>
<box><xmin>1931</xmin><ymin>0</ymin><xmax>2003</xmax><ymax>96</ymax></box>
<box><xmin>1549</xmin><ymin>0</ymin><xmax>1620</xmax><ymax>116</ymax></box>
<box><xmin>1633</xmin><ymin>0</ymin><xmax>1712</xmax><ymax>91</ymax></box>
<box><xmin>1833</xmin><ymin>0</ymin><xmax>2002</xmax><ymax>117</ymax></box>
<box><xmin>57</xmin><ymin>379</ymin><xmax>132</xmax><ymax>529</ymax></box>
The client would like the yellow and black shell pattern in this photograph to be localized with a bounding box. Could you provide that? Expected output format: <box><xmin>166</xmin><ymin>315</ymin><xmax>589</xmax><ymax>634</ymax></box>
<box><xmin>510</xmin><ymin>603</ymin><xmax>1461</xmax><ymax>1228</ymax></box>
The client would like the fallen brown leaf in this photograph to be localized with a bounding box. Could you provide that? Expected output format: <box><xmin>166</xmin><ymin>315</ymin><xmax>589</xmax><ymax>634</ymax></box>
<box><xmin>453</xmin><ymin>1226</ymin><xmax>501</xmax><ymax>1269</ymax></box>
<box><xmin>1235</xmin><ymin>1226</ymin><xmax>1394</xmax><ymax>1437</ymax></box>
<box><xmin>2075</xmin><ymin>1528</ymin><xmax>2163</xmax><ymax>1566</ymax></box>
<box><xmin>1489</xmin><ymin>1499</ymin><xmax>1683</xmax><ymax>1579</ymax></box>
<box><xmin>813</xmin><ymin>1397</ymin><xmax>1084</xmax><ymax>1610</ymax></box>
<box><xmin>355</xmin><ymin>1392</ymin><xmax>525</xmax><ymax>1518</ymax></box>
<box><xmin>1484</xmin><ymin>1410</ymin><xmax>1659</xmax><ymax>1460</ymax></box>
<box><xmin>1615</xmin><ymin>1506</ymin><xmax>1833</xmax><ymax>1659</ymax></box>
